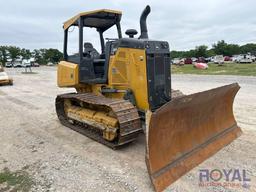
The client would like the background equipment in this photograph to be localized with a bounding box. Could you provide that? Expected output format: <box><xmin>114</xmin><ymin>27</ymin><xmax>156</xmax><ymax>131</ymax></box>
<box><xmin>0</xmin><ymin>65</ymin><xmax>13</xmax><ymax>86</ymax></box>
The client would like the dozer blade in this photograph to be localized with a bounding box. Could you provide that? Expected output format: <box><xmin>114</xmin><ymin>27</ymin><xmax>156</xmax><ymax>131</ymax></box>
<box><xmin>146</xmin><ymin>83</ymin><xmax>242</xmax><ymax>192</ymax></box>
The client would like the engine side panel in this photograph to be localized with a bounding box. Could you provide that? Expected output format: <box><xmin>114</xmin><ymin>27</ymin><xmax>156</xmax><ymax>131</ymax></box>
<box><xmin>108</xmin><ymin>47</ymin><xmax>149</xmax><ymax>111</ymax></box>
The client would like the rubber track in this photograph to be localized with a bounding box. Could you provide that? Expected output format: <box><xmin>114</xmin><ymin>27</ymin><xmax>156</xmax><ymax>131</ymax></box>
<box><xmin>55</xmin><ymin>92</ymin><xmax>142</xmax><ymax>149</ymax></box>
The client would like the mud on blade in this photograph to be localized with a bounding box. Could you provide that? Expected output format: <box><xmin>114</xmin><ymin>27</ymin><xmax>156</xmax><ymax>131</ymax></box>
<box><xmin>146</xmin><ymin>83</ymin><xmax>242</xmax><ymax>192</ymax></box>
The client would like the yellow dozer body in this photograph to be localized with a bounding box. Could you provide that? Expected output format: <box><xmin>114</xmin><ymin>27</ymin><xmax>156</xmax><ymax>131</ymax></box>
<box><xmin>56</xmin><ymin>6</ymin><xmax>242</xmax><ymax>191</ymax></box>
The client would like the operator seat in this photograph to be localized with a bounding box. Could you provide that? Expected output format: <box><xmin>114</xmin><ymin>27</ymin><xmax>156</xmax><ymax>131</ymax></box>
<box><xmin>83</xmin><ymin>42</ymin><xmax>100</xmax><ymax>58</ymax></box>
<box><xmin>83</xmin><ymin>42</ymin><xmax>105</xmax><ymax>78</ymax></box>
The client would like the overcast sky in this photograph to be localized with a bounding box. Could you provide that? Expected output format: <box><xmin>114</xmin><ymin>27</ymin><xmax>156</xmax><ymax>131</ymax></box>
<box><xmin>0</xmin><ymin>0</ymin><xmax>255</xmax><ymax>52</ymax></box>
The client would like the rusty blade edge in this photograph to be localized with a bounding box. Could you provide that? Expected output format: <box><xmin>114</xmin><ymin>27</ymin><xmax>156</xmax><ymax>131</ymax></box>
<box><xmin>151</xmin><ymin>123</ymin><xmax>239</xmax><ymax>179</ymax></box>
<box><xmin>147</xmin><ymin>125</ymin><xmax>242</xmax><ymax>192</ymax></box>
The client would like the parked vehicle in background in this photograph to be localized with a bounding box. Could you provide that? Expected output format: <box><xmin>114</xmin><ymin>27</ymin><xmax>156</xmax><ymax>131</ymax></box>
<box><xmin>22</xmin><ymin>60</ymin><xmax>31</xmax><ymax>67</ymax></box>
<box><xmin>47</xmin><ymin>62</ymin><xmax>54</xmax><ymax>66</ymax></box>
<box><xmin>191</xmin><ymin>57</ymin><xmax>197</xmax><ymax>62</ymax></box>
<box><xmin>239</xmin><ymin>54</ymin><xmax>252</xmax><ymax>63</ymax></box>
<box><xmin>232</xmin><ymin>55</ymin><xmax>240</xmax><ymax>62</ymax></box>
<box><xmin>180</xmin><ymin>58</ymin><xmax>185</xmax><ymax>64</ymax></box>
<box><xmin>184</xmin><ymin>58</ymin><xmax>192</xmax><ymax>64</ymax></box>
<box><xmin>213</xmin><ymin>55</ymin><xmax>224</xmax><ymax>64</ymax></box>
<box><xmin>224</xmin><ymin>56</ymin><xmax>232</xmax><ymax>61</ymax></box>
<box><xmin>251</xmin><ymin>55</ymin><xmax>256</xmax><ymax>62</ymax></box>
<box><xmin>33</xmin><ymin>63</ymin><xmax>40</xmax><ymax>67</ymax></box>
<box><xmin>205</xmin><ymin>57</ymin><xmax>212</xmax><ymax>63</ymax></box>
<box><xmin>5</xmin><ymin>62</ymin><xmax>13</xmax><ymax>68</ymax></box>
<box><xmin>172</xmin><ymin>58</ymin><xmax>184</xmax><ymax>65</ymax></box>
<box><xmin>13</xmin><ymin>62</ymin><xmax>22</xmax><ymax>68</ymax></box>
<box><xmin>196</xmin><ymin>57</ymin><xmax>206</xmax><ymax>63</ymax></box>
<box><xmin>172</xmin><ymin>58</ymin><xmax>179</xmax><ymax>65</ymax></box>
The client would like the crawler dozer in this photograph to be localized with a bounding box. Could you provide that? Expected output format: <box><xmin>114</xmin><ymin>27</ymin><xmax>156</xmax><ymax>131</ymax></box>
<box><xmin>56</xmin><ymin>5</ymin><xmax>242</xmax><ymax>191</ymax></box>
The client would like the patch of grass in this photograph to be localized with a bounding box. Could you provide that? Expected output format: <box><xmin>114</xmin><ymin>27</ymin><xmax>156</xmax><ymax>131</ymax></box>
<box><xmin>0</xmin><ymin>168</ymin><xmax>34</xmax><ymax>192</ymax></box>
<box><xmin>172</xmin><ymin>63</ymin><xmax>256</xmax><ymax>76</ymax></box>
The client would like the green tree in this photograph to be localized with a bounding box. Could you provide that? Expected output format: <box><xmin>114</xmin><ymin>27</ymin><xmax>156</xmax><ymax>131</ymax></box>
<box><xmin>20</xmin><ymin>48</ymin><xmax>31</xmax><ymax>60</ymax></box>
<box><xmin>240</xmin><ymin>43</ymin><xmax>256</xmax><ymax>54</ymax></box>
<box><xmin>184</xmin><ymin>49</ymin><xmax>196</xmax><ymax>58</ymax></box>
<box><xmin>206</xmin><ymin>49</ymin><xmax>215</xmax><ymax>57</ymax></box>
<box><xmin>7</xmin><ymin>46</ymin><xmax>21</xmax><ymax>63</ymax></box>
<box><xmin>0</xmin><ymin>46</ymin><xmax>9</xmax><ymax>66</ymax></box>
<box><xmin>212</xmin><ymin>40</ymin><xmax>240</xmax><ymax>56</ymax></box>
<box><xmin>212</xmin><ymin>40</ymin><xmax>228</xmax><ymax>55</ymax></box>
<box><xmin>194</xmin><ymin>45</ymin><xmax>208</xmax><ymax>58</ymax></box>
<box><xmin>45</xmin><ymin>48</ymin><xmax>63</xmax><ymax>63</ymax></box>
<box><xmin>33</xmin><ymin>49</ymin><xmax>41</xmax><ymax>64</ymax></box>
<box><xmin>170</xmin><ymin>41</ymin><xmax>256</xmax><ymax>59</ymax></box>
<box><xmin>170</xmin><ymin>50</ymin><xmax>185</xmax><ymax>59</ymax></box>
<box><xmin>226</xmin><ymin>44</ymin><xmax>240</xmax><ymax>56</ymax></box>
<box><xmin>32</xmin><ymin>48</ymin><xmax>63</xmax><ymax>64</ymax></box>
<box><xmin>32</xmin><ymin>49</ymin><xmax>47</xmax><ymax>64</ymax></box>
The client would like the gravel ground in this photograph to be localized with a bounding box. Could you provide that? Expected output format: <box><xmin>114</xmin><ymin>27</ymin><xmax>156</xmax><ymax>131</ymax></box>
<box><xmin>0</xmin><ymin>66</ymin><xmax>255</xmax><ymax>192</ymax></box>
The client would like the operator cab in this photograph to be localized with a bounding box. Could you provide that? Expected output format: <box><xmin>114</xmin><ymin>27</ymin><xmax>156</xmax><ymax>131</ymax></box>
<box><xmin>62</xmin><ymin>7</ymin><xmax>171</xmax><ymax>110</ymax></box>
<box><xmin>63</xmin><ymin>9</ymin><xmax>122</xmax><ymax>83</ymax></box>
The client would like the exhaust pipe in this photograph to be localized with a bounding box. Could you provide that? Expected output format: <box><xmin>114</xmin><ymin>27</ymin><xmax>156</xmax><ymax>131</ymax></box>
<box><xmin>139</xmin><ymin>5</ymin><xmax>151</xmax><ymax>39</ymax></box>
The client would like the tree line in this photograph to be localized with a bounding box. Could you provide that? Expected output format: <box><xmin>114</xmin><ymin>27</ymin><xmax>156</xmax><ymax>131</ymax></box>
<box><xmin>1</xmin><ymin>41</ymin><xmax>256</xmax><ymax>65</ymax></box>
<box><xmin>171</xmin><ymin>40</ymin><xmax>256</xmax><ymax>59</ymax></box>
<box><xmin>0</xmin><ymin>46</ymin><xmax>63</xmax><ymax>66</ymax></box>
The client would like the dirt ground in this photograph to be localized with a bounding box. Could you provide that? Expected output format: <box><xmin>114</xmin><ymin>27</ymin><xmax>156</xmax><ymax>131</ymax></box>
<box><xmin>0</xmin><ymin>66</ymin><xmax>255</xmax><ymax>192</ymax></box>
